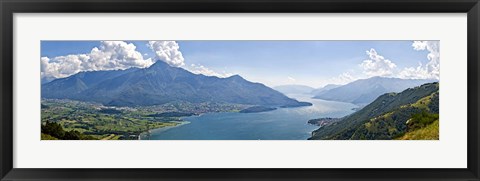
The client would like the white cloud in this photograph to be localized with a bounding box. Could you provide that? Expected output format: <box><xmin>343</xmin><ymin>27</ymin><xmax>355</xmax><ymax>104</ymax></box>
<box><xmin>314</xmin><ymin>72</ymin><xmax>360</xmax><ymax>87</ymax></box>
<box><xmin>186</xmin><ymin>64</ymin><xmax>233</xmax><ymax>78</ymax></box>
<box><xmin>360</xmin><ymin>48</ymin><xmax>397</xmax><ymax>77</ymax></box>
<box><xmin>89</xmin><ymin>41</ymin><xmax>153</xmax><ymax>69</ymax></box>
<box><xmin>399</xmin><ymin>41</ymin><xmax>440</xmax><ymax>80</ymax></box>
<box><xmin>357</xmin><ymin>41</ymin><xmax>439</xmax><ymax>80</ymax></box>
<box><xmin>329</xmin><ymin>72</ymin><xmax>357</xmax><ymax>85</ymax></box>
<box><xmin>398</xmin><ymin>63</ymin><xmax>431</xmax><ymax>79</ymax></box>
<box><xmin>147</xmin><ymin>41</ymin><xmax>233</xmax><ymax>78</ymax></box>
<box><xmin>147</xmin><ymin>41</ymin><xmax>185</xmax><ymax>67</ymax></box>
<box><xmin>41</xmin><ymin>41</ymin><xmax>153</xmax><ymax>79</ymax></box>
<box><xmin>287</xmin><ymin>76</ymin><xmax>296</xmax><ymax>82</ymax></box>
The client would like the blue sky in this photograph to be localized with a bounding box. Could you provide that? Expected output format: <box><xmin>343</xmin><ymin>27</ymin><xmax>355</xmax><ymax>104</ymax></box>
<box><xmin>41</xmin><ymin>40</ymin><xmax>438</xmax><ymax>88</ymax></box>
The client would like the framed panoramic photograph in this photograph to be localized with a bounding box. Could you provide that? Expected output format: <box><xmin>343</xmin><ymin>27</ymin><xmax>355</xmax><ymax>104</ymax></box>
<box><xmin>38</xmin><ymin>40</ymin><xmax>441</xmax><ymax>141</ymax></box>
<box><xmin>1</xmin><ymin>0</ymin><xmax>479</xmax><ymax>181</ymax></box>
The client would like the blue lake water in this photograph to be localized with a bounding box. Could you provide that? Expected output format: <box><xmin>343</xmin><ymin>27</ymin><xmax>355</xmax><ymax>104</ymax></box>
<box><xmin>144</xmin><ymin>94</ymin><xmax>357</xmax><ymax>140</ymax></box>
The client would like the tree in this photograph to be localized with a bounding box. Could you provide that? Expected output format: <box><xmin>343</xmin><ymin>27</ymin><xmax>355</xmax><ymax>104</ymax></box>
<box><xmin>41</xmin><ymin>121</ymin><xmax>65</xmax><ymax>139</ymax></box>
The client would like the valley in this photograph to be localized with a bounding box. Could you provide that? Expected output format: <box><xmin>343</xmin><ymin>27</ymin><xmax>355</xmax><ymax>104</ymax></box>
<box><xmin>41</xmin><ymin>99</ymin><xmax>251</xmax><ymax>140</ymax></box>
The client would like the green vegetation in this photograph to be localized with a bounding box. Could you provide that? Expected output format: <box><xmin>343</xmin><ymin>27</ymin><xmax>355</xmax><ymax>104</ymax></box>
<box><xmin>140</xmin><ymin>101</ymin><xmax>249</xmax><ymax>115</ymax></box>
<box><xmin>407</xmin><ymin>111</ymin><xmax>439</xmax><ymax>130</ymax></box>
<box><xmin>396</xmin><ymin>120</ymin><xmax>439</xmax><ymax>140</ymax></box>
<box><xmin>41</xmin><ymin>99</ymin><xmax>252</xmax><ymax>140</ymax></box>
<box><xmin>309</xmin><ymin>82</ymin><xmax>439</xmax><ymax>140</ymax></box>
<box><xmin>41</xmin><ymin>133</ymin><xmax>58</xmax><ymax>140</ymax></box>
<box><xmin>307</xmin><ymin>117</ymin><xmax>340</xmax><ymax>126</ymax></box>
<box><xmin>147</xmin><ymin>112</ymin><xmax>195</xmax><ymax>117</ymax></box>
<box><xmin>41</xmin><ymin>99</ymin><xmax>186</xmax><ymax>140</ymax></box>
<box><xmin>42</xmin><ymin>121</ymin><xmax>97</xmax><ymax>140</ymax></box>
<box><xmin>239</xmin><ymin>106</ymin><xmax>277</xmax><ymax>113</ymax></box>
<box><xmin>99</xmin><ymin>108</ymin><xmax>122</xmax><ymax>114</ymax></box>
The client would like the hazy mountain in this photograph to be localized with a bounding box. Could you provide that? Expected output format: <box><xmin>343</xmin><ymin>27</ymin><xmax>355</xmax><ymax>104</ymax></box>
<box><xmin>309</xmin><ymin>82</ymin><xmax>439</xmax><ymax>140</ymax></box>
<box><xmin>42</xmin><ymin>61</ymin><xmax>311</xmax><ymax>107</ymax></box>
<box><xmin>313</xmin><ymin>76</ymin><xmax>436</xmax><ymax>105</ymax></box>
<box><xmin>42</xmin><ymin>68</ymin><xmax>140</xmax><ymax>98</ymax></box>
<box><xmin>41</xmin><ymin>76</ymin><xmax>57</xmax><ymax>84</ymax></box>
<box><xmin>310</xmin><ymin>84</ymin><xmax>341</xmax><ymax>95</ymax></box>
<box><xmin>273</xmin><ymin>85</ymin><xmax>315</xmax><ymax>95</ymax></box>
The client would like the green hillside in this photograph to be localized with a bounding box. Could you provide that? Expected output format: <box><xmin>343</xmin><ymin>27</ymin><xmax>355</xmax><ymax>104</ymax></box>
<box><xmin>396</xmin><ymin>120</ymin><xmax>439</xmax><ymax>140</ymax></box>
<box><xmin>309</xmin><ymin>82</ymin><xmax>439</xmax><ymax>140</ymax></box>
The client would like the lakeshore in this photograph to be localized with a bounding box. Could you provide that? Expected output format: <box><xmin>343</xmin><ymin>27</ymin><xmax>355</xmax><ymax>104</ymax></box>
<box><xmin>143</xmin><ymin>95</ymin><xmax>357</xmax><ymax>140</ymax></box>
<box><xmin>139</xmin><ymin>121</ymin><xmax>190</xmax><ymax>140</ymax></box>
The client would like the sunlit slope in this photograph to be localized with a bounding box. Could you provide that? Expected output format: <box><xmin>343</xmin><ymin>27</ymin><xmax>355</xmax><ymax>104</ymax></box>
<box><xmin>309</xmin><ymin>82</ymin><xmax>439</xmax><ymax>140</ymax></box>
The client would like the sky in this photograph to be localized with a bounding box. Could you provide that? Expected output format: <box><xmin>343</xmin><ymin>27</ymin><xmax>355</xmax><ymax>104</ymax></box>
<box><xmin>41</xmin><ymin>40</ymin><xmax>439</xmax><ymax>88</ymax></box>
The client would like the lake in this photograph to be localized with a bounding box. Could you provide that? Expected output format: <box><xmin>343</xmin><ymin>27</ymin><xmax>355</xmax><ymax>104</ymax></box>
<box><xmin>142</xmin><ymin>94</ymin><xmax>358</xmax><ymax>140</ymax></box>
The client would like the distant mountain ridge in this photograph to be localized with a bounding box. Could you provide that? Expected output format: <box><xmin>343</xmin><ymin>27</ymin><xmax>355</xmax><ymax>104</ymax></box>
<box><xmin>273</xmin><ymin>85</ymin><xmax>315</xmax><ymax>95</ymax></box>
<box><xmin>310</xmin><ymin>84</ymin><xmax>341</xmax><ymax>96</ymax></box>
<box><xmin>313</xmin><ymin>76</ymin><xmax>436</xmax><ymax>105</ymax></box>
<box><xmin>42</xmin><ymin>60</ymin><xmax>311</xmax><ymax>107</ymax></box>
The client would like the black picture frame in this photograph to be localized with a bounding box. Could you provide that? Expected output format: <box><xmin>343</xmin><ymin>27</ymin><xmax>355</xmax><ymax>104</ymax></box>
<box><xmin>1</xmin><ymin>0</ymin><xmax>479</xmax><ymax>180</ymax></box>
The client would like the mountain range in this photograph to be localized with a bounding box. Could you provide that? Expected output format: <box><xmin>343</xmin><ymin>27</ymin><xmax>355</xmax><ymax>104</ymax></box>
<box><xmin>42</xmin><ymin>60</ymin><xmax>311</xmax><ymax>107</ymax></box>
<box><xmin>313</xmin><ymin>76</ymin><xmax>436</xmax><ymax>105</ymax></box>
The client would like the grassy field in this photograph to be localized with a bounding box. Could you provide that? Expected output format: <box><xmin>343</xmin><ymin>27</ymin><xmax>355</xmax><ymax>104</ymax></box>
<box><xmin>396</xmin><ymin>120</ymin><xmax>439</xmax><ymax>140</ymax></box>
